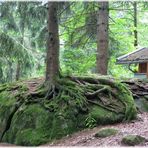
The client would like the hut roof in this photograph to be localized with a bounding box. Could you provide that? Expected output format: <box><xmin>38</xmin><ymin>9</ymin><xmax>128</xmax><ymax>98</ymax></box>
<box><xmin>116</xmin><ymin>47</ymin><xmax>148</xmax><ymax>64</ymax></box>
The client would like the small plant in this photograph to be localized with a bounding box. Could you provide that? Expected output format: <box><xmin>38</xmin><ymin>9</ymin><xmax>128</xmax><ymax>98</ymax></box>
<box><xmin>85</xmin><ymin>114</ymin><xmax>97</xmax><ymax>128</ymax></box>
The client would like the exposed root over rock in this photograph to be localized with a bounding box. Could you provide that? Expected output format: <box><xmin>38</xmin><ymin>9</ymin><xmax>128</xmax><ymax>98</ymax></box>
<box><xmin>0</xmin><ymin>76</ymin><xmax>137</xmax><ymax>146</ymax></box>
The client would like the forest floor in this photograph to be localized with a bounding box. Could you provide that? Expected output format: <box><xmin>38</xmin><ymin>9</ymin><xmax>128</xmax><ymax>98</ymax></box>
<box><xmin>43</xmin><ymin>112</ymin><xmax>148</xmax><ymax>147</ymax></box>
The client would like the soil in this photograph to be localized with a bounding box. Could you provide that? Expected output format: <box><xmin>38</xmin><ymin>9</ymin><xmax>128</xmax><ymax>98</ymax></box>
<box><xmin>23</xmin><ymin>77</ymin><xmax>44</xmax><ymax>93</ymax></box>
<box><xmin>43</xmin><ymin>112</ymin><xmax>148</xmax><ymax>147</ymax></box>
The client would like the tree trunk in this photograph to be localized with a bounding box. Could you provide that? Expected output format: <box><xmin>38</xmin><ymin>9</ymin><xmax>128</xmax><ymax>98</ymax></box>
<box><xmin>45</xmin><ymin>2</ymin><xmax>60</xmax><ymax>83</ymax></box>
<box><xmin>133</xmin><ymin>2</ymin><xmax>138</xmax><ymax>47</ymax></box>
<box><xmin>96</xmin><ymin>2</ymin><xmax>109</xmax><ymax>75</ymax></box>
<box><xmin>15</xmin><ymin>9</ymin><xmax>25</xmax><ymax>81</ymax></box>
<box><xmin>8</xmin><ymin>61</ymin><xmax>13</xmax><ymax>82</ymax></box>
<box><xmin>16</xmin><ymin>61</ymin><xmax>20</xmax><ymax>81</ymax></box>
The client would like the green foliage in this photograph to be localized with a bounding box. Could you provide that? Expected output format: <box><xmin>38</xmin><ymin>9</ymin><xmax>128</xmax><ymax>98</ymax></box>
<box><xmin>61</xmin><ymin>47</ymin><xmax>96</xmax><ymax>74</ymax></box>
<box><xmin>94</xmin><ymin>128</ymin><xmax>118</xmax><ymax>138</ymax></box>
<box><xmin>0</xmin><ymin>1</ymin><xmax>148</xmax><ymax>82</ymax></box>
<box><xmin>85</xmin><ymin>114</ymin><xmax>97</xmax><ymax>128</ymax></box>
<box><xmin>0</xmin><ymin>2</ymin><xmax>46</xmax><ymax>83</ymax></box>
<box><xmin>60</xmin><ymin>1</ymin><xmax>147</xmax><ymax>77</ymax></box>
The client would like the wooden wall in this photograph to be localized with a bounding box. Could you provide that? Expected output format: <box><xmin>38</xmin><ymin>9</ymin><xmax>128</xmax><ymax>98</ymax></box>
<box><xmin>147</xmin><ymin>62</ymin><xmax>148</xmax><ymax>78</ymax></box>
<box><xmin>138</xmin><ymin>63</ymin><xmax>147</xmax><ymax>73</ymax></box>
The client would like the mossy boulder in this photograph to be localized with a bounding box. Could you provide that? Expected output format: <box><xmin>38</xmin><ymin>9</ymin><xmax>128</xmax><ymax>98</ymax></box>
<box><xmin>121</xmin><ymin>135</ymin><xmax>146</xmax><ymax>146</ymax></box>
<box><xmin>89</xmin><ymin>106</ymin><xmax>124</xmax><ymax>125</ymax></box>
<box><xmin>2</xmin><ymin>103</ymin><xmax>82</xmax><ymax>146</ymax></box>
<box><xmin>94</xmin><ymin>128</ymin><xmax>118</xmax><ymax>138</ymax></box>
<box><xmin>0</xmin><ymin>76</ymin><xmax>137</xmax><ymax>146</ymax></box>
<box><xmin>0</xmin><ymin>91</ymin><xmax>17</xmax><ymax>138</ymax></box>
<box><xmin>0</xmin><ymin>82</ymin><xmax>27</xmax><ymax>139</ymax></box>
<box><xmin>135</xmin><ymin>98</ymin><xmax>148</xmax><ymax>112</ymax></box>
<box><xmin>2</xmin><ymin>104</ymin><xmax>52</xmax><ymax>145</ymax></box>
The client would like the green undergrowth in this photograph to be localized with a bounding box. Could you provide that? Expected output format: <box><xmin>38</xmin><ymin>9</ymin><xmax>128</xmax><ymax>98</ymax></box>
<box><xmin>0</xmin><ymin>76</ymin><xmax>137</xmax><ymax>146</ymax></box>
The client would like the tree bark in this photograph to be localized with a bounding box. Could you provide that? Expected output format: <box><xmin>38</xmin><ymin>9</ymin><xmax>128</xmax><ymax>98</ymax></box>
<box><xmin>15</xmin><ymin>6</ymin><xmax>25</xmax><ymax>81</ymax></box>
<box><xmin>133</xmin><ymin>2</ymin><xmax>138</xmax><ymax>47</ymax></box>
<box><xmin>46</xmin><ymin>2</ymin><xmax>60</xmax><ymax>83</ymax></box>
<box><xmin>96</xmin><ymin>2</ymin><xmax>109</xmax><ymax>75</ymax></box>
<box><xmin>16</xmin><ymin>61</ymin><xmax>20</xmax><ymax>81</ymax></box>
<box><xmin>8</xmin><ymin>61</ymin><xmax>13</xmax><ymax>82</ymax></box>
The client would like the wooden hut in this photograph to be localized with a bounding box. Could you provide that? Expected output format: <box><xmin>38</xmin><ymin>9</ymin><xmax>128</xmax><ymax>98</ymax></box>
<box><xmin>116</xmin><ymin>47</ymin><xmax>148</xmax><ymax>78</ymax></box>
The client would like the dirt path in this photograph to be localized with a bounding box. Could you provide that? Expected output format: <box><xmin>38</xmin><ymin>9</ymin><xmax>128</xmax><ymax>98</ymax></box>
<box><xmin>43</xmin><ymin>112</ymin><xmax>148</xmax><ymax>147</ymax></box>
<box><xmin>23</xmin><ymin>77</ymin><xmax>44</xmax><ymax>93</ymax></box>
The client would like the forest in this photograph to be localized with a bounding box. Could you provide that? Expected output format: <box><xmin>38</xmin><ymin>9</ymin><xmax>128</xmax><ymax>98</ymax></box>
<box><xmin>0</xmin><ymin>1</ymin><xmax>148</xmax><ymax>147</ymax></box>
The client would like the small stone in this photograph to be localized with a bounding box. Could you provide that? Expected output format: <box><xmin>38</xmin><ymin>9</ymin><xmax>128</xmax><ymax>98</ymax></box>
<box><xmin>94</xmin><ymin>128</ymin><xmax>118</xmax><ymax>138</ymax></box>
<box><xmin>121</xmin><ymin>135</ymin><xmax>146</xmax><ymax>146</ymax></box>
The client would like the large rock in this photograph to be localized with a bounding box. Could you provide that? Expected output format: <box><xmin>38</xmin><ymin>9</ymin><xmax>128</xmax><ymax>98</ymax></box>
<box><xmin>2</xmin><ymin>104</ymin><xmax>52</xmax><ymax>145</ymax></box>
<box><xmin>0</xmin><ymin>91</ymin><xmax>17</xmax><ymax>139</ymax></box>
<box><xmin>135</xmin><ymin>98</ymin><xmax>148</xmax><ymax>112</ymax></box>
<box><xmin>2</xmin><ymin>103</ymin><xmax>82</xmax><ymax>146</ymax></box>
<box><xmin>0</xmin><ymin>77</ymin><xmax>137</xmax><ymax>146</ymax></box>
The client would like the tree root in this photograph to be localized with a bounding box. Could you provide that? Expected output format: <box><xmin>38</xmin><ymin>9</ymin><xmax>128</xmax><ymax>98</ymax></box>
<box><xmin>22</xmin><ymin>76</ymin><xmax>136</xmax><ymax>121</ymax></box>
<box><xmin>86</xmin><ymin>86</ymin><xmax>108</xmax><ymax>97</ymax></box>
<box><xmin>87</xmin><ymin>100</ymin><xmax>119</xmax><ymax>114</ymax></box>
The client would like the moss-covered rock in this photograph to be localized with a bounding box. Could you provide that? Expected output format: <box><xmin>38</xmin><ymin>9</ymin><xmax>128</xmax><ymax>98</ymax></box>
<box><xmin>2</xmin><ymin>104</ymin><xmax>52</xmax><ymax>145</ymax></box>
<box><xmin>94</xmin><ymin>128</ymin><xmax>118</xmax><ymax>138</ymax></box>
<box><xmin>89</xmin><ymin>105</ymin><xmax>124</xmax><ymax>125</ymax></box>
<box><xmin>0</xmin><ymin>91</ymin><xmax>17</xmax><ymax>139</ymax></box>
<box><xmin>135</xmin><ymin>98</ymin><xmax>148</xmax><ymax>112</ymax></box>
<box><xmin>121</xmin><ymin>135</ymin><xmax>146</xmax><ymax>146</ymax></box>
<box><xmin>0</xmin><ymin>82</ymin><xmax>28</xmax><ymax>139</ymax></box>
<box><xmin>0</xmin><ymin>76</ymin><xmax>137</xmax><ymax>146</ymax></box>
<box><xmin>2</xmin><ymin>103</ymin><xmax>82</xmax><ymax>146</ymax></box>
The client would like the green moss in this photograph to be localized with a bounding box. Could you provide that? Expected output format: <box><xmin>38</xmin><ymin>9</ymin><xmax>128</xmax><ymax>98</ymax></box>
<box><xmin>14</xmin><ymin>128</ymin><xmax>49</xmax><ymax>146</ymax></box>
<box><xmin>135</xmin><ymin>98</ymin><xmax>148</xmax><ymax>112</ymax></box>
<box><xmin>121</xmin><ymin>135</ymin><xmax>146</xmax><ymax>146</ymax></box>
<box><xmin>0</xmin><ymin>83</ymin><xmax>8</xmax><ymax>92</ymax></box>
<box><xmin>2</xmin><ymin>104</ymin><xmax>53</xmax><ymax>146</ymax></box>
<box><xmin>79</xmin><ymin>76</ymin><xmax>137</xmax><ymax>122</ymax></box>
<box><xmin>113</xmin><ymin>82</ymin><xmax>137</xmax><ymax>121</ymax></box>
<box><xmin>0</xmin><ymin>81</ymin><xmax>29</xmax><ymax>139</ymax></box>
<box><xmin>144</xmin><ymin>95</ymin><xmax>148</xmax><ymax>100</ymax></box>
<box><xmin>94</xmin><ymin>128</ymin><xmax>118</xmax><ymax>138</ymax></box>
<box><xmin>142</xmin><ymin>98</ymin><xmax>148</xmax><ymax>112</ymax></box>
<box><xmin>0</xmin><ymin>76</ymin><xmax>138</xmax><ymax>146</ymax></box>
<box><xmin>0</xmin><ymin>92</ymin><xmax>16</xmax><ymax>106</ymax></box>
<box><xmin>89</xmin><ymin>105</ymin><xmax>124</xmax><ymax>125</ymax></box>
<box><xmin>0</xmin><ymin>81</ymin><xmax>28</xmax><ymax>92</ymax></box>
<box><xmin>0</xmin><ymin>91</ymin><xmax>17</xmax><ymax>139</ymax></box>
<box><xmin>2</xmin><ymin>103</ymin><xmax>81</xmax><ymax>146</ymax></box>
